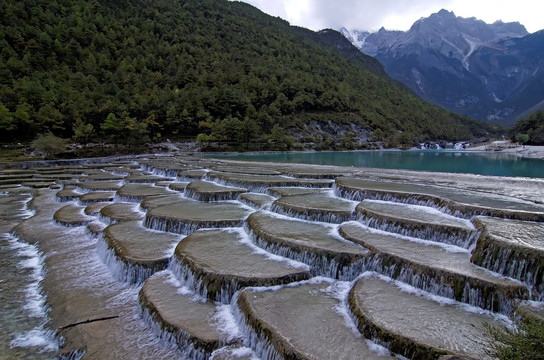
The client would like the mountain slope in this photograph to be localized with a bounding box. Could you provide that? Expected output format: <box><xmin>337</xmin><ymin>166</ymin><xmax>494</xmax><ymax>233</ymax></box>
<box><xmin>343</xmin><ymin>10</ymin><xmax>544</xmax><ymax>126</ymax></box>
<box><xmin>0</xmin><ymin>0</ymin><xmax>496</xmax><ymax>148</ymax></box>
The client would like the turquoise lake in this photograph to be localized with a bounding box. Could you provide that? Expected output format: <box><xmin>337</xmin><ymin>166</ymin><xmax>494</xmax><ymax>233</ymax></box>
<box><xmin>207</xmin><ymin>150</ymin><xmax>544</xmax><ymax>178</ymax></box>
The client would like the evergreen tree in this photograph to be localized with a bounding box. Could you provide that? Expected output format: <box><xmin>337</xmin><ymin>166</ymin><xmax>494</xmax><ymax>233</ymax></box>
<box><xmin>0</xmin><ymin>0</ymin><xmax>497</xmax><ymax>147</ymax></box>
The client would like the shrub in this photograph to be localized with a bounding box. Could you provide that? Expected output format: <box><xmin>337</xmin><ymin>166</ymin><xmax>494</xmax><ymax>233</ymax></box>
<box><xmin>515</xmin><ymin>133</ymin><xmax>529</xmax><ymax>145</ymax></box>
<box><xmin>32</xmin><ymin>132</ymin><xmax>67</xmax><ymax>158</ymax></box>
<box><xmin>485</xmin><ymin>316</ymin><xmax>544</xmax><ymax>360</ymax></box>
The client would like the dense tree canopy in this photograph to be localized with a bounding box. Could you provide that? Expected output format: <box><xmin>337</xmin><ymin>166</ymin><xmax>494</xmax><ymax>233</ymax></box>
<box><xmin>0</xmin><ymin>0</ymin><xmax>497</xmax><ymax>149</ymax></box>
<box><xmin>508</xmin><ymin>110</ymin><xmax>544</xmax><ymax>145</ymax></box>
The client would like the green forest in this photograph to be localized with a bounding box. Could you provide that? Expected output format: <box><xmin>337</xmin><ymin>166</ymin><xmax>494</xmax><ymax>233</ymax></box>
<box><xmin>509</xmin><ymin>110</ymin><xmax>544</xmax><ymax>145</ymax></box>
<box><xmin>0</xmin><ymin>0</ymin><xmax>498</xmax><ymax>151</ymax></box>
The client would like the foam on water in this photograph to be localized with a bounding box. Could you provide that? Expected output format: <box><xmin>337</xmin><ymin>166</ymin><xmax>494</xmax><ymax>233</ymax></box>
<box><xmin>213</xmin><ymin>303</ymin><xmax>243</xmax><ymax>343</ymax></box>
<box><xmin>364</xmin><ymin>339</ymin><xmax>393</xmax><ymax>358</ymax></box>
<box><xmin>525</xmin><ymin>300</ymin><xmax>544</xmax><ymax>308</ymax></box>
<box><xmin>134</xmin><ymin>202</ymin><xmax>148</xmax><ymax>216</ymax></box>
<box><xmin>161</xmin><ymin>269</ymin><xmax>207</xmax><ymax>302</ymax></box>
<box><xmin>3</xmin><ymin>233</ymin><xmax>59</xmax><ymax>355</ymax></box>
<box><xmin>164</xmin><ymin>238</ymin><xmax>182</xmax><ymax>257</ymax></box>
<box><xmin>249</xmin><ymin>276</ymin><xmax>335</xmax><ymax>293</ymax></box>
<box><xmin>23</xmin><ymin>205</ymin><xmax>37</xmax><ymax>219</ymax></box>
<box><xmin>318</xmin><ymin>280</ymin><xmax>398</xmax><ymax>357</ymax></box>
<box><xmin>320</xmin><ymin>281</ymin><xmax>362</xmax><ymax>337</ymax></box>
<box><xmin>177</xmin><ymin>169</ymin><xmax>212</xmax><ymax>182</ymax></box>
<box><xmin>17</xmin><ymin>255</ymin><xmax>47</xmax><ymax>318</ymax></box>
<box><xmin>210</xmin><ymin>346</ymin><xmax>259</xmax><ymax>359</ymax></box>
<box><xmin>230</xmin><ymin>347</ymin><xmax>257</xmax><ymax>357</ymax></box>
<box><xmin>10</xmin><ymin>327</ymin><xmax>58</xmax><ymax>352</ymax></box>
<box><xmin>326</xmin><ymin>188</ymin><xmax>360</xmax><ymax>207</ymax></box>
<box><xmin>224</xmin><ymin>199</ymin><xmax>256</xmax><ymax>212</ymax></box>
<box><xmin>328</xmin><ymin>224</ymin><xmax>371</xmax><ymax>250</ymax></box>
<box><xmin>227</xmin><ymin>227</ymin><xmax>310</xmax><ymax>270</ymax></box>
<box><xmin>134</xmin><ymin>217</ymin><xmax>184</xmax><ymax>235</ymax></box>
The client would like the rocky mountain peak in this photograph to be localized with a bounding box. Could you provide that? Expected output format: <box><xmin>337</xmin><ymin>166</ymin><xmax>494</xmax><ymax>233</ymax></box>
<box><xmin>342</xmin><ymin>10</ymin><xmax>542</xmax><ymax>125</ymax></box>
<box><xmin>404</xmin><ymin>9</ymin><xmax>527</xmax><ymax>50</ymax></box>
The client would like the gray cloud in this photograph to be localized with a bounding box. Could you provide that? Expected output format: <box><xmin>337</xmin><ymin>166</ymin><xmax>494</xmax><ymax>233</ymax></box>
<box><xmin>308</xmin><ymin>0</ymin><xmax>454</xmax><ymax>30</ymax></box>
<box><xmin>239</xmin><ymin>0</ymin><xmax>454</xmax><ymax>31</ymax></box>
<box><xmin>236</xmin><ymin>0</ymin><xmax>542</xmax><ymax>33</ymax></box>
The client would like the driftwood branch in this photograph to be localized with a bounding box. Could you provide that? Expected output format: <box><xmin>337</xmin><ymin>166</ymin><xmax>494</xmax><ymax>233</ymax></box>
<box><xmin>58</xmin><ymin>315</ymin><xmax>119</xmax><ymax>330</ymax></box>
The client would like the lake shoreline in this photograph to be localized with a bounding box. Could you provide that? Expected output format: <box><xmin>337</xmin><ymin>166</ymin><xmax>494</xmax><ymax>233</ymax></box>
<box><xmin>464</xmin><ymin>143</ymin><xmax>544</xmax><ymax>160</ymax></box>
<box><xmin>198</xmin><ymin>141</ymin><xmax>544</xmax><ymax>161</ymax></box>
<box><xmin>2</xmin><ymin>140</ymin><xmax>543</xmax><ymax>165</ymax></box>
<box><xmin>201</xmin><ymin>149</ymin><xmax>544</xmax><ymax>178</ymax></box>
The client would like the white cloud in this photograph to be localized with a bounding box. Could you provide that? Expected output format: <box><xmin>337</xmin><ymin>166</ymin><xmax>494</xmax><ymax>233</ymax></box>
<box><xmin>235</xmin><ymin>0</ymin><xmax>543</xmax><ymax>33</ymax></box>
<box><xmin>450</xmin><ymin>0</ymin><xmax>543</xmax><ymax>32</ymax></box>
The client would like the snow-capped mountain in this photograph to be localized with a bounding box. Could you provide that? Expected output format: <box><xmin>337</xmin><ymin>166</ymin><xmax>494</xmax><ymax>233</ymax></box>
<box><xmin>342</xmin><ymin>9</ymin><xmax>544</xmax><ymax>125</ymax></box>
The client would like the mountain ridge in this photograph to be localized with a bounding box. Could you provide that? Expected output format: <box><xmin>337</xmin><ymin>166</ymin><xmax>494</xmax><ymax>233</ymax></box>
<box><xmin>342</xmin><ymin>9</ymin><xmax>544</xmax><ymax>126</ymax></box>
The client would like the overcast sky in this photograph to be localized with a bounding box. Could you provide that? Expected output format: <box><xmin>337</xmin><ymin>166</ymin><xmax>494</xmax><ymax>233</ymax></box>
<box><xmin>235</xmin><ymin>0</ymin><xmax>543</xmax><ymax>33</ymax></box>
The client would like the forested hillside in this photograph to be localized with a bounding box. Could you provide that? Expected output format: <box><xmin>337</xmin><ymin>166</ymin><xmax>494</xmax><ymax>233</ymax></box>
<box><xmin>0</xmin><ymin>0</ymin><xmax>497</xmax><ymax>149</ymax></box>
<box><xmin>508</xmin><ymin>110</ymin><xmax>544</xmax><ymax>145</ymax></box>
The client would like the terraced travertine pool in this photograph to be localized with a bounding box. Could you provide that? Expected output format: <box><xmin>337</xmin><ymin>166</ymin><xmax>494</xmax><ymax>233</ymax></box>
<box><xmin>1</xmin><ymin>155</ymin><xmax>544</xmax><ymax>360</ymax></box>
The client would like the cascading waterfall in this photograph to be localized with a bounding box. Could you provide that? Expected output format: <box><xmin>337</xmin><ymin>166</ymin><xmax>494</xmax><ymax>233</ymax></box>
<box><xmin>55</xmin><ymin>193</ymin><xmax>81</xmax><ymax>203</ymax></box>
<box><xmin>57</xmin><ymin>349</ymin><xmax>85</xmax><ymax>360</ymax></box>
<box><xmin>243</xmin><ymin>224</ymin><xmax>366</xmax><ymax>281</ymax></box>
<box><xmin>238</xmin><ymin>197</ymin><xmax>273</xmax><ymax>211</ymax></box>
<box><xmin>203</xmin><ymin>175</ymin><xmax>271</xmax><ymax>194</ymax></box>
<box><xmin>360</xmin><ymin>254</ymin><xmax>517</xmax><ymax>314</ymax></box>
<box><xmin>140</xmin><ymin>164</ymin><xmax>180</xmax><ymax>178</ymax></box>
<box><xmin>114</xmin><ymin>194</ymin><xmax>144</xmax><ymax>203</ymax></box>
<box><xmin>95</xmin><ymin>235</ymin><xmax>167</xmax><ymax>285</ymax></box>
<box><xmin>169</xmin><ymin>239</ymin><xmax>309</xmax><ymax>304</ymax></box>
<box><xmin>3</xmin><ymin>157</ymin><xmax>540</xmax><ymax>359</ymax></box>
<box><xmin>184</xmin><ymin>188</ymin><xmax>243</xmax><ymax>202</ymax></box>
<box><xmin>334</xmin><ymin>184</ymin><xmax>447</xmax><ymax>209</ymax></box>
<box><xmin>270</xmin><ymin>203</ymin><xmax>354</xmax><ymax>224</ymax></box>
<box><xmin>138</xmin><ymin>303</ymin><xmax>209</xmax><ymax>360</ymax></box>
<box><xmin>334</xmin><ymin>184</ymin><xmax>477</xmax><ymax>219</ymax></box>
<box><xmin>2</xmin><ymin>233</ymin><xmax>59</xmax><ymax>357</ymax></box>
<box><xmin>97</xmin><ymin>213</ymin><xmax>116</xmax><ymax>226</ymax></box>
<box><xmin>358</xmin><ymin>216</ymin><xmax>479</xmax><ymax>249</ymax></box>
<box><xmin>231</xmin><ymin>291</ymin><xmax>284</xmax><ymax>360</ymax></box>
<box><xmin>168</xmin><ymin>256</ymin><xmax>212</xmax><ymax>301</ymax></box>
<box><xmin>145</xmin><ymin>214</ymin><xmax>245</xmax><ymax>235</ymax></box>
<box><xmin>472</xmin><ymin>244</ymin><xmax>543</xmax><ymax>300</ymax></box>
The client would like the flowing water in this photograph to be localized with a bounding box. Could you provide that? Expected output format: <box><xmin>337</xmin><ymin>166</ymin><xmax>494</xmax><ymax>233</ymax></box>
<box><xmin>0</xmin><ymin>156</ymin><xmax>543</xmax><ymax>359</ymax></box>
<box><xmin>0</xmin><ymin>190</ymin><xmax>58</xmax><ymax>359</ymax></box>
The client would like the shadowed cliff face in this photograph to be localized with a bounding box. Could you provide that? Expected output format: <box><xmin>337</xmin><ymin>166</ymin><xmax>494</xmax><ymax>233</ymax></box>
<box><xmin>342</xmin><ymin>10</ymin><xmax>544</xmax><ymax>125</ymax></box>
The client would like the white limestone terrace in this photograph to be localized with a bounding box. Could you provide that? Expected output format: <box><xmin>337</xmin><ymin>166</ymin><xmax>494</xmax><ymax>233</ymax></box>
<box><xmin>3</xmin><ymin>154</ymin><xmax>543</xmax><ymax>359</ymax></box>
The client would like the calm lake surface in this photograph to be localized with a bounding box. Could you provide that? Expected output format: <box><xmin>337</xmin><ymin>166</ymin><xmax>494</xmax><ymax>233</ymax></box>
<box><xmin>207</xmin><ymin>150</ymin><xmax>544</xmax><ymax>178</ymax></box>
